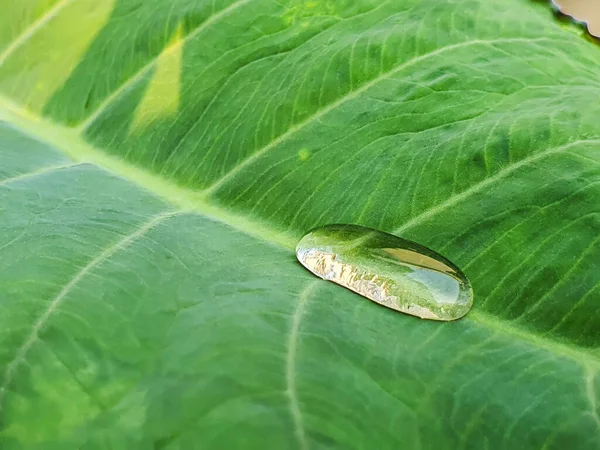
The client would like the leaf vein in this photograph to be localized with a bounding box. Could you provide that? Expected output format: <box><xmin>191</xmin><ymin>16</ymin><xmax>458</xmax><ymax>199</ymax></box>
<box><xmin>77</xmin><ymin>0</ymin><xmax>252</xmax><ymax>132</ymax></box>
<box><xmin>286</xmin><ymin>280</ymin><xmax>320</xmax><ymax>450</ymax></box>
<box><xmin>0</xmin><ymin>0</ymin><xmax>75</xmax><ymax>67</ymax></box>
<box><xmin>0</xmin><ymin>162</ymin><xmax>82</xmax><ymax>187</ymax></box>
<box><xmin>393</xmin><ymin>139</ymin><xmax>600</xmax><ymax>235</ymax></box>
<box><xmin>0</xmin><ymin>209</ymin><xmax>183</xmax><ymax>412</ymax></box>
<box><xmin>202</xmin><ymin>37</ymin><xmax>559</xmax><ymax>195</ymax></box>
<box><xmin>586</xmin><ymin>364</ymin><xmax>600</xmax><ymax>430</ymax></box>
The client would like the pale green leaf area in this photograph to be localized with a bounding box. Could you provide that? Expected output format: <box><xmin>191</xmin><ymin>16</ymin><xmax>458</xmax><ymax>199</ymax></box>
<box><xmin>0</xmin><ymin>0</ymin><xmax>599</xmax><ymax>448</ymax></box>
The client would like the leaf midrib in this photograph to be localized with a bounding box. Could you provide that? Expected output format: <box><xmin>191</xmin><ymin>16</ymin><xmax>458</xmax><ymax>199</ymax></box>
<box><xmin>1</xmin><ymin>97</ymin><xmax>598</xmax><ymax>370</ymax></box>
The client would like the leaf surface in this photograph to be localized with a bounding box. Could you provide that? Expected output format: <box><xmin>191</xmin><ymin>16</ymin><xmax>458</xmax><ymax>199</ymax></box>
<box><xmin>1</xmin><ymin>0</ymin><xmax>600</xmax><ymax>448</ymax></box>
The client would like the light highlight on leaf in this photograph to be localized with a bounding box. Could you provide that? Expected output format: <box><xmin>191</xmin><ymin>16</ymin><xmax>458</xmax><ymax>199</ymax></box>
<box><xmin>0</xmin><ymin>0</ymin><xmax>115</xmax><ymax>114</ymax></box>
<box><xmin>129</xmin><ymin>23</ymin><xmax>183</xmax><ymax>134</ymax></box>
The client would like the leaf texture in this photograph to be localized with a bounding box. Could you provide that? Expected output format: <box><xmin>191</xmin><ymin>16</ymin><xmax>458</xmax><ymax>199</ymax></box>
<box><xmin>1</xmin><ymin>0</ymin><xmax>599</xmax><ymax>448</ymax></box>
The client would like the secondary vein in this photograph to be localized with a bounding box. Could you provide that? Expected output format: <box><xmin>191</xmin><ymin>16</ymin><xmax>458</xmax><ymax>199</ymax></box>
<box><xmin>393</xmin><ymin>139</ymin><xmax>600</xmax><ymax>235</ymax></box>
<box><xmin>0</xmin><ymin>0</ymin><xmax>76</xmax><ymax>67</ymax></box>
<box><xmin>201</xmin><ymin>37</ymin><xmax>557</xmax><ymax>195</ymax></box>
<box><xmin>76</xmin><ymin>0</ymin><xmax>252</xmax><ymax>132</ymax></box>
<box><xmin>286</xmin><ymin>280</ymin><xmax>321</xmax><ymax>450</ymax></box>
<box><xmin>0</xmin><ymin>209</ymin><xmax>183</xmax><ymax>413</ymax></box>
<box><xmin>0</xmin><ymin>162</ymin><xmax>82</xmax><ymax>187</ymax></box>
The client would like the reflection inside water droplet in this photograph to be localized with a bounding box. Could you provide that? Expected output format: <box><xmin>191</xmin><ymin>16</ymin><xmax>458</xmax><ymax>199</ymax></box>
<box><xmin>296</xmin><ymin>224</ymin><xmax>473</xmax><ymax>321</ymax></box>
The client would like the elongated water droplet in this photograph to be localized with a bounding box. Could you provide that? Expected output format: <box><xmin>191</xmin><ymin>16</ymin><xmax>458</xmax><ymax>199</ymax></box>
<box><xmin>296</xmin><ymin>224</ymin><xmax>473</xmax><ymax>321</ymax></box>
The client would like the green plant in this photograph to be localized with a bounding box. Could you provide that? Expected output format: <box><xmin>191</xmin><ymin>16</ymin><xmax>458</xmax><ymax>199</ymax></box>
<box><xmin>1</xmin><ymin>0</ymin><xmax>599</xmax><ymax>448</ymax></box>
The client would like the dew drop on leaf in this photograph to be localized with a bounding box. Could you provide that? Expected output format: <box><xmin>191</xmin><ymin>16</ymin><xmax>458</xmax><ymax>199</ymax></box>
<box><xmin>296</xmin><ymin>224</ymin><xmax>473</xmax><ymax>321</ymax></box>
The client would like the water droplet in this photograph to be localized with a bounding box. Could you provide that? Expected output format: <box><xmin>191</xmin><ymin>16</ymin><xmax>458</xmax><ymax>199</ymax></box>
<box><xmin>296</xmin><ymin>224</ymin><xmax>473</xmax><ymax>321</ymax></box>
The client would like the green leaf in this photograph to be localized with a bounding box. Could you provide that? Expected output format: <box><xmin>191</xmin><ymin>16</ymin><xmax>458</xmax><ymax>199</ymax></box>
<box><xmin>1</xmin><ymin>0</ymin><xmax>599</xmax><ymax>448</ymax></box>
